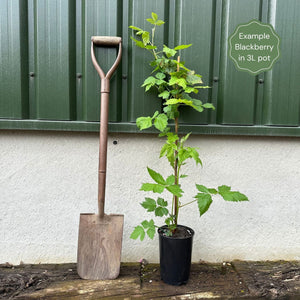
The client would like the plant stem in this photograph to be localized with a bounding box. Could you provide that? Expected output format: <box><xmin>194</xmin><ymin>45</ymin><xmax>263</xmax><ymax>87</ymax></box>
<box><xmin>179</xmin><ymin>199</ymin><xmax>197</xmax><ymax>208</ymax></box>
<box><xmin>173</xmin><ymin>55</ymin><xmax>181</xmax><ymax>227</ymax></box>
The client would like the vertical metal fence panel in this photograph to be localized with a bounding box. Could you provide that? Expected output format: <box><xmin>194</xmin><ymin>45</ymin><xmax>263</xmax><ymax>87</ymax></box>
<box><xmin>217</xmin><ymin>0</ymin><xmax>261</xmax><ymax>125</ymax></box>
<box><xmin>0</xmin><ymin>0</ymin><xmax>28</xmax><ymax>119</ymax></box>
<box><xmin>171</xmin><ymin>0</ymin><xmax>215</xmax><ymax>125</ymax></box>
<box><xmin>34</xmin><ymin>0</ymin><xmax>76</xmax><ymax>120</ymax></box>
<box><xmin>0</xmin><ymin>0</ymin><xmax>299</xmax><ymax>135</ymax></box>
<box><xmin>262</xmin><ymin>0</ymin><xmax>300</xmax><ymax>126</ymax></box>
<box><xmin>82</xmin><ymin>0</ymin><xmax>122</xmax><ymax>122</ymax></box>
<box><xmin>126</xmin><ymin>0</ymin><xmax>166</xmax><ymax>122</ymax></box>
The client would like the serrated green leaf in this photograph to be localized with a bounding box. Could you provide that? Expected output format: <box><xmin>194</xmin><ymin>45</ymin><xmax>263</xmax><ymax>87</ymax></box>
<box><xmin>196</xmin><ymin>184</ymin><xmax>210</xmax><ymax>194</ymax></box>
<box><xmin>154</xmin><ymin>113</ymin><xmax>168</xmax><ymax>132</ymax></box>
<box><xmin>187</xmin><ymin>147</ymin><xmax>202</xmax><ymax>166</ymax></box>
<box><xmin>159</xmin><ymin>90</ymin><xmax>170</xmax><ymax>99</ymax></box>
<box><xmin>202</xmin><ymin>103</ymin><xmax>215</xmax><ymax>110</ymax></box>
<box><xmin>147</xmin><ymin>227</ymin><xmax>156</xmax><ymax>239</ymax></box>
<box><xmin>174</xmin><ymin>44</ymin><xmax>192</xmax><ymax>50</ymax></box>
<box><xmin>166</xmin><ymin>175</ymin><xmax>175</xmax><ymax>185</ymax></box>
<box><xmin>184</xmin><ymin>86</ymin><xmax>198</xmax><ymax>94</ymax></box>
<box><xmin>146</xmin><ymin>18</ymin><xmax>155</xmax><ymax>24</ymax></box>
<box><xmin>130</xmin><ymin>225</ymin><xmax>145</xmax><ymax>241</ymax></box>
<box><xmin>129</xmin><ymin>25</ymin><xmax>143</xmax><ymax>31</ymax></box>
<box><xmin>186</xmin><ymin>71</ymin><xmax>203</xmax><ymax>85</ymax></box>
<box><xmin>141</xmin><ymin>197</ymin><xmax>156</xmax><ymax>212</ymax></box>
<box><xmin>152</xmin><ymin>111</ymin><xmax>159</xmax><ymax>119</ymax></box>
<box><xmin>155</xmin><ymin>206</ymin><xmax>168</xmax><ymax>217</ymax></box>
<box><xmin>218</xmin><ymin>185</ymin><xmax>231</xmax><ymax>193</ymax></box>
<box><xmin>142</xmin><ymin>31</ymin><xmax>150</xmax><ymax>45</ymax></box>
<box><xmin>196</xmin><ymin>193</ymin><xmax>213</xmax><ymax>216</ymax></box>
<box><xmin>157</xmin><ymin>197</ymin><xmax>168</xmax><ymax>207</ymax></box>
<box><xmin>166</xmin><ymin>98</ymin><xmax>193</xmax><ymax>106</ymax></box>
<box><xmin>151</xmin><ymin>12</ymin><xmax>158</xmax><ymax>21</ymax></box>
<box><xmin>181</xmin><ymin>132</ymin><xmax>191</xmax><ymax>144</ymax></box>
<box><xmin>208</xmin><ymin>188</ymin><xmax>218</xmax><ymax>194</ymax></box>
<box><xmin>168</xmin><ymin>76</ymin><xmax>187</xmax><ymax>89</ymax></box>
<box><xmin>142</xmin><ymin>76</ymin><xmax>156</xmax><ymax>87</ymax></box>
<box><xmin>155</xmin><ymin>72</ymin><xmax>166</xmax><ymax>80</ymax></box>
<box><xmin>140</xmin><ymin>183</ymin><xmax>165</xmax><ymax>193</ymax></box>
<box><xmin>163</xmin><ymin>45</ymin><xmax>177</xmax><ymax>58</ymax></box>
<box><xmin>166</xmin><ymin>185</ymin><xmax>183</xmax><ymax>197</ymax></box>
<box><xmin>155</xmin><ymin>20</ymin><xmax>165</xmax><ymax>26</ymax></box>
<box><xmin>136</xmin><ymin>116</ymin><xmax>152</xmax><ymax>130</ymax></box>
<box><xmin>219</xmin><ymin>191</ymin><xmax>249</xmax><ymax>202</ymax></box>
<box><xmin>130</xmin><ymin>36</ymin><xmax>146</xmax><ymax>49</ymax></box>
<box><xmin>147</xmin><ymin>167</ymin><xmax>166</xmax><ymax>185</ymax></box>
<box><xmin>145</xmin><ymin>45</ymin><xmax>157</xmax><ymax>50</ymax></box>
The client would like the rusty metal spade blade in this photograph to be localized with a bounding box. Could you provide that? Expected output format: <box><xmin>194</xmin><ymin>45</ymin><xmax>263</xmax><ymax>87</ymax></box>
<box><xmin>77</xmin><ymin>36</ymin><xmax>124</xmax><ymax>280</ymax></box>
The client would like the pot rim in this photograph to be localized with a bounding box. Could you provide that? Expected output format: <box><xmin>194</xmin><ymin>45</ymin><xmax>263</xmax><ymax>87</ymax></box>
<box><xmin>157</xmin><ymin>224</ymin><xmax>194</xmax><ymax>240</ymax></box>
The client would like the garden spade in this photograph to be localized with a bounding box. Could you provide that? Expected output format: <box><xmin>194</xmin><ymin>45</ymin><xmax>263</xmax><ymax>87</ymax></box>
<box><xmin>77</xmin><ymin>36</ymin><xmax>124</xmax><ymax>280</ymax></box>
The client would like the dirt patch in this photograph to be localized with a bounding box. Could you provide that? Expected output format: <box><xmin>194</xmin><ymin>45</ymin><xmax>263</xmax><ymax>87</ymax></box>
<box><xmin>0</xmin><ymin>263</ymin><xmax>78</xmax><ymax>299</ymax></box>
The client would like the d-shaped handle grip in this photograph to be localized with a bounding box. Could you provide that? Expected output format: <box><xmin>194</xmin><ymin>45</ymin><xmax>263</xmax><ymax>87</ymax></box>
<box><xmin>91</xmin><ymin>36</ymin><xmax>122</xmax><ymax>92</ymax></box>
<box><xmin>91</xmin><ymin>36</ymin><xmax>122</xmax><ymax>46</ymax></box>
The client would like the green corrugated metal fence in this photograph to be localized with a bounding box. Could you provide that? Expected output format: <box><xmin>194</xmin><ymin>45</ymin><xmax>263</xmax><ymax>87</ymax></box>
<box><xmin>0</xmin><ymin>0</ymin><xmax>299</xmax><ymax>136</ymax></box>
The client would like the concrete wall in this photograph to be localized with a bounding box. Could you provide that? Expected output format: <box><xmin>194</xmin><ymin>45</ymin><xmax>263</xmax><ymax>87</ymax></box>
<box><xmin>0</xmin><ymin>130</ymin><xmax>299</xmax><ymax>265</ymax></box>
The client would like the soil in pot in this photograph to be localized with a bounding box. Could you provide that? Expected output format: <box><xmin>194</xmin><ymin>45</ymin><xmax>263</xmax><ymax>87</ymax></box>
<box><xmin>158</xmin><ymin>225</ymin><xmax>194</xmax><ymax>285</ymax></box>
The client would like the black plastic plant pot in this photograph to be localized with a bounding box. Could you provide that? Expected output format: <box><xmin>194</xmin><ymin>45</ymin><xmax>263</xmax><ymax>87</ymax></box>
<box><xmin>158</xmin><ymin>225</ymin><xmax>194</xmax><ymax>285</ymax></box>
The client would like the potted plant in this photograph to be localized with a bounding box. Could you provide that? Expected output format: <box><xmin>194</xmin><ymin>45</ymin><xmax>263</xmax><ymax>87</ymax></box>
<box><xmin>129</xmin><ymin>13</ymin><xmax>248</xmax><ymax>285</ymax></box>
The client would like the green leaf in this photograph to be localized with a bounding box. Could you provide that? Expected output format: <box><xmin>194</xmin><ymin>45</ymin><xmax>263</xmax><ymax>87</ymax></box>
<box><xmin>130</xmin><ymin>36</ymin><xmax>146</xmax><ymax>49</ymax></box>
<box><xmin>186</xmin><ymin>71</ymin><xmax>203</xmax><ymax>85</ymax></box>
<box><xmin>202</xmin><ymin>103</ymin><xmax>215</xmax><ymax>110</ymax></box>
<box><xmin>174</xmin><ymin>44</ymin><xmax>192</xmax><ymax>50</ymax></box>
<box><xmin>146</xmin><ymin>18</ymin><xmax>155</xmax><ymax>24</ymax></box>
<box><xmin>155</xmin><ymin>72</ymin><xmax>166</xmax><ymax>80</ymax></box>
<box><xmin>180</xmin><ymin>174</ymin><xmax>188</xmax><ymax>178</ymax></box>
<box><xmin>181</xmin><ymin>132</ymin><xmax>191</xmax><ymax>144</ymax></box>
<box><xmin>147</xmin><ymin>226</ymin><xmax>156</xmax><ymax>239</ymax></box>
<box><xmin>140</xmin><ymin>183</ymin><xmax>165</xmax><ymax>193</ymax></box>
<box><xmin>166</xmin><ymin>175</ymin><xmax>175</xmax><ymax>185</ymax></box>
<box><xmin>159</xmin><ymin>91</ymin><xmax>170</xmax><ymax>99</ymax></box>
<box><xmin>152</xmin><ymin>111</ymin><xmax>159</xmax><ymax>119</ymax></box>
<box><xmin>141</xmin><ymin>197</ymin><xmax>156</xmax><ymax>212</ymax></box>
<box><xmin>155</xmin><ymin>20</ymin><xmax>165</xmax><ymax>26</ymax></box>
<box><xmin>147</xmin><ymin>167</ymin><xmax>166</xmax><ymax>185</ymax></box>
<box><xmin>145</xmin><ymin>45</ymin><xmax>157</xmax><ymax>50</ymax></box>
<box><xmin>196</xmin><ymin>184</ymin><xmax>210</xmax><ymax>194</ymax></box>
<box><xmin>157</xmin><ymin>197</ymin><xmax>168</xmax><ymax>207</ymax></box>
<box><xmin>154</xmin><ymin>113</ymin><xmax>168</xmax><ymax>132</ymax></box>
<box><xmin>208</xmin><ymin>188</ymin><xmax>218</xmax><ymax>194</ymax></box>
<box><xmin>136</xmin><ymin>116</ymin><xmax>152</xmax><ymax>130</ymax></box>
<box><xmin>129</xmin><ymin>25</ymin><xmax>143</xmax><ymax>31</ymax></box>
<box><xmin>168</xmin><ymin>76</ymin><xmax>187</xmax><ymax>88</ymax></box>
<box><xmin>166</xmin><ymin>98</ymin><xmax>193</xmax><ymax>106</ymax></box>
<box><xmin>151</xmin><ymin>12</ymin><xmax>158</xmax><ymax>21</ymax></box>
<box><xmin>187</xmin><ymin>147</ymin><xmax>202</xmax><ymax>166</ymax></box>
<box><xmin>130</xmin><ymin>225</ymin><xmax>145</xmax><ymax>241</ymax></box>
<box><xmin>218</xmin><ymin>185</ymin><xmax>248</xmax><ymax>202</ymax></box>
<box><xmin>141</xmin><ymin>220</ymin><xmax>156</xmax><ymax>239</ymax></box>
<box><xmin>142</xmin><ymin>76</ymin><xmax>156</xmax><ymax>87</ymax></box>
<box><xmin>196</xmin><ymin>193</ymin><xmax>213</xmax><ymax>216</ymax></box>
<box><xmin>155</xmin><ymin>207</ymin><xmax>168</xmax><ymax>217</ymax></box>
<box><xmin>160</xmin><ymin>143</ymin><xmax>169</xmax><ymax>158</ymax></box>
<box><xmin>190</xmin><ymin>99</ymin><xmax>204</xmax><ymax>112</ymax></box>
<box><xmin>142</xmin><ymin>31</ymin><xmax>150</xmax><ymax>45</ymax></box>
<box><xmin>163</xmin><ymin>45</ymin><xmax>177</xmax><ymax>58</ymax></box>
<box><xmin>166</xmin><ymin>185</ymin><xmax>183</xmax><ymax>197</ymax></box>
<box><xmin>218</xmin><ymin>185</ymin><xmax>231</xmax><ymax>193</ymax></box>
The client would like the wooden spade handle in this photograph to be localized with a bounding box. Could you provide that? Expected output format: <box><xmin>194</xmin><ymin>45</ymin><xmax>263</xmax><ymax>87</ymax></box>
<box><xmin>91</xmin><ymin>36</ymin><xmax>122</xmax><ymax>218</ymax></box>
<box><xmin>91</xmin><ymin>36</ymin><xmax>122</xmax><ymax>46</ymax></box>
